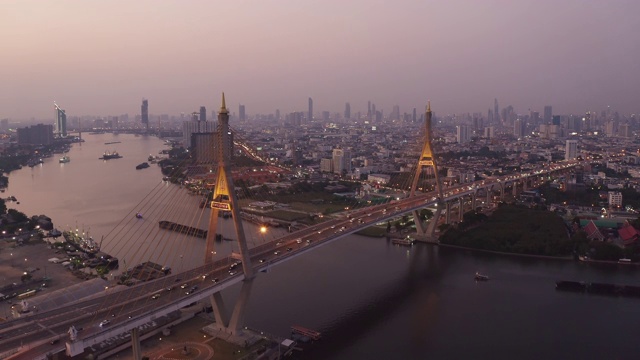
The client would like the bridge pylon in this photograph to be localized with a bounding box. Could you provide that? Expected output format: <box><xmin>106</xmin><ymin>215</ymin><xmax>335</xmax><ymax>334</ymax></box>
<box><xmin>409</xmin><ymin>102</ymin><xmax>444</xmax><ymax>238</ymax></box>
<box><xmin>204</xmin><ymin>93</ymin><xmax>255</xmax><ymax>336</ymax></box>
<box><xmin>205</xmin><ymin>93</ymin><xmax>254</xmax><ymax>278</ymax></box>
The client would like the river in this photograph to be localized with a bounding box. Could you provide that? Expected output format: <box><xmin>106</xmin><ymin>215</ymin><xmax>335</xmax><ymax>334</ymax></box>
<box><xmin>6</xmin><ymin>134</ymin><xmax>639</xmax><ymax>359</ymax></box>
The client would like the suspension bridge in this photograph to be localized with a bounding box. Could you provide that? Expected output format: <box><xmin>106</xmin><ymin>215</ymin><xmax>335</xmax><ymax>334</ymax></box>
<box><xmin>0</xmin><ymin>96</ymin><xmax>580</xmax><ymax>359</ymax></box>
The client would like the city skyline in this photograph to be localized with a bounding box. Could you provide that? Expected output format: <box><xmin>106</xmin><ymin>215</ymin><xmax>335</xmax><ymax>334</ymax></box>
<box><xmin>2</xmin><ymin>0</ymin><xmax>640</xmax><ymax>119</ymax></box>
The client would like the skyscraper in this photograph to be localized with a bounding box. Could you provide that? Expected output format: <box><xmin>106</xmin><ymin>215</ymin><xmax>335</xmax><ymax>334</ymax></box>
<box><xmin>239</xmin><ymin>104</ymin><xmax>246</xmax><ymax>121</ymax></box>
<box><xmin>332</xmin><ymin>148</ymin><xmax>351</xmax><ymax>175</ymax></box>
<box><xmin>200</xmin><ymin>106</ymin><xmax>207</xmax><ymax>122</ymax></box>
<box><xmin>141</xmin><ymin>99</ymin><xmax>149</xmax><ymax>131</ymax></box>
<box><xmin>308</xmin><ymin>97</ymin><xmax>313</xmax><ymax>121</ymax></box>
<box><xmin>565</xmin><ymin>140</ymin><xmax>578</xmax><ymax>160</ymax></box>
<box><xmin>514</xmin><ymin>119</ymin><xmax>525</xmax><ymax>138</ymax></box>
<box><xmin>456</xmin><ymin>125</ymin><xmax>470</xmax><ymax>144</ymax></box>
<box><xmin>544</xmin><ymin>106</ymin><xmax>552</xmax><ymax>124</ymax></box>
<box><xmin>54</xmin><ymin>103</ymin><xmax>67</xmax><ymax>137</ymax></box>
<box><xmin>344</xmin><ymin>102</ymin><xmax>351</xmax><ymax>119</ymax></box>
<box><xmin>494</xmin><ymin>99</ymin><xmax>499</xmax><ymax>124</ymax></box>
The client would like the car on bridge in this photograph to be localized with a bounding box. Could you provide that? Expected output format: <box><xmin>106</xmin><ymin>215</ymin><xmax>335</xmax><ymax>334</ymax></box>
<box><xmin>151</xmin><ymin>294</ymin><xmax>161</xmax><ymax>300</ymax></box>
<box><xmin>99</xmin><ymin>320</ymin><xmax>110</xmax><ymax>327</ymax></box>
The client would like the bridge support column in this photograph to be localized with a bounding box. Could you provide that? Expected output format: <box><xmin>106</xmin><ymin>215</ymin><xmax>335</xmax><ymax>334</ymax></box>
<box><xmin>425</xmin><ymin>205</ymin><xmax>443</xmax><ymax>238</ymax></box>
<box><xmin>211</xmin><ymin>292</ymin><xmax>230</xmax><ymax>330</ymax></box>
<box><xmin>512</xmin><ymin>183</ymin><xmax>518</xmax><ymax>196</ymax></box>
<box><xmin>499</xmin><ymin>183</ymin><xmax>504</xmax><ymax>201</ymax></box>
<box><xmin>131</xmin><ymin>327</ymin><xmax>142</xmax><ymax>360</ymax></box>
<box><xmin>458</xmin><ymin>197</ymin><xmax>464</xmax><ymax>222</ymax></box>
<box><xmin>445</xmin><ymin>202</ymin><xmax>451</xmax><ymax>224</ymax></box>
<box><xmin>471</xmin><ymin>193</ymin><xmax>476</xmax><ymax>212</ymax></box>
<box><xmin>486</xmin><ymin>189</ymin><xmax>492</xmax><ymax>207</ymax></box>
<box><xmin>210</xmin><ymin>279</ymin><xmax>254</xmax><ymax>335</ymax></box>
<box><xmin>412</xmin><ymin>210</ymin><xmax>427</xmax><ymax>235</ymax></box>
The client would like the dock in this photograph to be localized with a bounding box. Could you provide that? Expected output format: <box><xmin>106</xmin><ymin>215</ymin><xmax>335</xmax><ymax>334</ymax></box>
<box><xmin>291</xmin><ymin>325</ymin><xmax>321</xmax><ymax>341</ymax></box>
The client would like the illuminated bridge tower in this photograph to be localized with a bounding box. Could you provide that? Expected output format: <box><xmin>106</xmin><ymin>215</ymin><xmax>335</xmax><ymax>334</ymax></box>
<box><xmin>409</xmin><ymin>102</ymin><xmax>444</xmax><ymax>237</ymax></box>
<box><xmin>205</xmin><ymin>93</ymin><xmax>255</xmax><ymax>336</ymax></box>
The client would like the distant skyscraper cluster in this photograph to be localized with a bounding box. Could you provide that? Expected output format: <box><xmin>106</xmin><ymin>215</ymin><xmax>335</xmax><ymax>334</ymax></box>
<box><xmin>308</xmin><ymin>97</ymin><xmax>313</xmax><ymax>121</ymax></box>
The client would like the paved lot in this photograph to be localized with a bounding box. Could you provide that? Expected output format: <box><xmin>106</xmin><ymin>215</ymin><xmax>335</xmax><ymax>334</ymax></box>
<box><xmin>0</xmin><ymin>237</ymin><xmax>85</xmax><ymax>320</ymax></box>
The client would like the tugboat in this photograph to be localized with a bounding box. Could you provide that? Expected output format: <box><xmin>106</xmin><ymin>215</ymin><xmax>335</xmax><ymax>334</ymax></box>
<box><xmin>474</xmin><ymin>272</ymin><xmax>489</xmax><ymax>281</ymax></box>
<box><xmin>59</xmin><ymin>155</ymin><xmax>70</xmax><ymax>163</ymax></box>
<box><xmin>136</xmin><ymin>162</ymin><xmax>150</xmax><ymax>170</ymax></box>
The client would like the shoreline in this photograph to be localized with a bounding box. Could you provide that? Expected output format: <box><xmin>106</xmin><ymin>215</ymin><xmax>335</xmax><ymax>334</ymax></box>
<box><xmin>433</xmin><ymin>242</ymin><xmax>575</xmax><ymax>261</ymax></box>
<box><xmin>429</xmin><ymin>242</ymin><xmax>639</xmax><ymax>266</ymax></box>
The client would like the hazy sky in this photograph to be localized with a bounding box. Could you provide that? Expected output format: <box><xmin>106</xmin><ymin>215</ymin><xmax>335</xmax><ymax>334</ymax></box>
<box><xmin>2</xmin><ymin>0</ymin><xmax>639</xmax><ymax>120</ymax></box>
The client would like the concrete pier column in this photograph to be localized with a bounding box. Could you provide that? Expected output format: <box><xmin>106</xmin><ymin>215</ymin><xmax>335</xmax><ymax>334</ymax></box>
<box><xmin>471</xmin><ymin>193</ymin><xmax>476</xmax><ymax>212</ymax></box>
<box><xmin>211</xmin><ymin>292</ymin><xmax>230</xmax><ymax>331</ymax></box>
<box><xmin>458</xmin><ymin>197</ymin><xmax>464</xmax><ymax>222</ymax></box>
<box><xmin>228</xmin><ymin>279</ymin><xmax>254</xmax><ymax>335</ymax></box>
<box><xmin>445</xmin><ymin>202</ymin><xmax>451</xmax><ymax>224</ymax></box>
<box><xmin>131</xmin><ymin>327</ymin><xmax>141</xmax><ymax>360</ymax></box>
<box><xmin>413</xmin><ymin>210</ymin><xmax>427</xmax><ymax>235</ymax></box>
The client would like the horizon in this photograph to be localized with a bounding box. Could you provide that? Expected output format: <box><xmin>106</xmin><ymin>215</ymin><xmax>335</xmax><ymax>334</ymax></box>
<box><xmin>2</xmin><ymin>0</ymin><xmax>639</xmax><ymax>120</ymax></box>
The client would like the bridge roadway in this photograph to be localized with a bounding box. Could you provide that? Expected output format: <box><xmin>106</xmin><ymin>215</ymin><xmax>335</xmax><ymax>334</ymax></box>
<box><xmin>0</xmin><ymin>161</ymin><xmax>578</xmax><ymax>358</ymax></box>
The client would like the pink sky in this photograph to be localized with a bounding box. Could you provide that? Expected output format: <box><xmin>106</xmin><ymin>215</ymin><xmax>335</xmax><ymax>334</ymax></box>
<box><xmin>2</xmin><ymin>0</ymin><xmax>639</xmax><ymax>119</ymax></box>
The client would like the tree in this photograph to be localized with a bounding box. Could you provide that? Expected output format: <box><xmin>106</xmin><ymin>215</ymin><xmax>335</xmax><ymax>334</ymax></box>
<box><xmin>0</xmin><ymin>198</ymin><xmax>6</xmax><ymax>215</ymax></box>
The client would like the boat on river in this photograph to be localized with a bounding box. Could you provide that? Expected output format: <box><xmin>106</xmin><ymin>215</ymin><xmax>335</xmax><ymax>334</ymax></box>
<box><xmin>63</xmin><ymin>230</ymin><xmax>100</xmax><ymax>254</ymax></box>
<box><xmin>59</xmin><ymin>155</ymin><xmax>70</xmax><ymax>163</ymax></box>
<box><xmin>392</xmin><ymin>236</ymin><xmax>415</xmax><ymax>246</ymax></box>
<box><xmin>99</xmin><ymin>151</ymin><xmax>122</xmax><ymax>160</ymax></box>
<box><xmin>475</xmin><ymin>272</ymin><xmax>489</xmax><ymax>281</ymax></box>
<box><xmin>158</xmin><ymin>220</ymin><xmax>208</xmax><ymax>238</ymax></box>
<box><xmin>136</xmin><ymin>162</ymin><xmax>150</xmax><ymax>170</ymax></box>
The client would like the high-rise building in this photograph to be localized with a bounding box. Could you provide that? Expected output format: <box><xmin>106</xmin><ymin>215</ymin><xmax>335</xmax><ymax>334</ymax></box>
<box><xmin>332</xmin><ymin>148</ymin><xmax>351</xmax><ymax>174</ymax></box>
<box><xmin>183</xmin><ymin>116</ymin><xmax>217</xmax><ymax>149</ymax></box>
<box><xmin>514</xmin><ymin>119</ymin><xmax>525</xmax><ymax>138</ymax></box>
<box><xmin>530</xmin><ymin>111</ymin><xmax>540</xmax><ymax>125</ymax></box>
<box><xmin>344</xmin><ymin>102</ymin><xmax>351</xmax><ymax>119</ymax></box>
<box><xmin>543</xmin><ymin>106</ymin><xmax>552</xmax><ymax>124</ymax></box>
<box><xmin>17</xmin><ymin>124</ymin><xmax>54</xmax><ymax>145</ymax></box>
<box><xmin>619</xmin><ymin>123</ymin><xmax>631</xmax><ymax>138</ymax></box>
<box><xmin>141</xmin><ymin>99</ymin><xmax>149</xmax><ymax>132</ymax></box>
<box><xmin>412</xmin><ymin>108</ymin><xmax>417</xmax><ymax>123</ymax></box>
<box><xmin>54</xmin><ymin>103</ymin><xmax>67</xmax><ymax>137</ymax></box>
<box><xmin>308</xmin><ymin>97</ymin><xmax>313</xmax><ymax>121</ymax></box>
<box><xmin>322</xmin><ymin>111</ymin><xmax>330</xmax><ymax>121</ymax></box>
<box><xmin>200</xmin><ymin>106</ymin><xmax>207</xmax><ymax>122</ymax></box>
<box><xmin>239</xmin><ymin>104</ymin><xmax>246</xmax><ymax>121</ymax></box>
<box><xmin>0</xmin><ymin>118</ymin><xmax>9</xmax><ymax>132</ymax></box>
<box><xmin>484</xmin><ymin>126</ymin><xmax>495</xmax><ymax>139</ymax></box>
<box><xmin>494</xmin><ymin>99</ymin><xmax>499</xmax><ymax>124</ymax></box>
<box><xmin>608</xmin><ymin>191</ymin><xmax>622</xmax><ymax>208</ymax></box>
<box><xmin>565</xmin><ymin>139</ymin><xmax>578</xmax><ymax>160</ymax></box>
<box><xmin>456</xmin><ymin>125</ymin><xmax>470</xmax><ymax>144</ymax></box>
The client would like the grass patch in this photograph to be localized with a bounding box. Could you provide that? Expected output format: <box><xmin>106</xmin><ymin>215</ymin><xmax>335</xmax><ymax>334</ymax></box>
<box><xmin>440</xmin><ymin>205</ymin><xmax>573</xmax><ymax>256</ymax></box>
<box><xmin>356</xmin><ymin>226</ymin><xmax>388</xmax><ymax>237</ymax></box>
<box><xmin>264</xmin><ymin>209</ymin><xmax>308</xmax><ymax>222</ymax></box>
